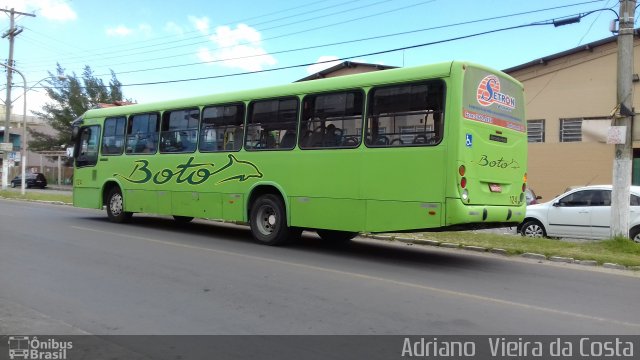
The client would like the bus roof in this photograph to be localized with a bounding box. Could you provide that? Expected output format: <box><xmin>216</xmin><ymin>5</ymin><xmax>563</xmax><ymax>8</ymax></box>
<box><xmin>81</xmin><ymin>61</ymin><xmax>511</xmax><ymax>119</ymax></box>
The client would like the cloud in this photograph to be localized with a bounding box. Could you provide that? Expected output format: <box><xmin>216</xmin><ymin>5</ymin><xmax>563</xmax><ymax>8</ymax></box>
<box><xmin>3</xmin><ymin>0</ymin><xmax>76</xmax><ymax>21</ymax></box>
<box><xmin>106</xmin><ymin>25</ymin><xmax>133</xmax><ymax>37</ymax></box>
<box><xmin>197</xmin><ymin>23</ymin><xmax>276</xmax><ymax>72</ymax></box>
<box><xmin>165</xmin><ymin>21</ymin><xmax>184</xmax><ymax>36</ymax></box>
<box><xmin>138</xmin><ymin>23</ymin><xmax>153</xmax><ymax>37</ymax></box>
<box><xmin>306</xmin><ymin>56</ymin><xmax>342</xmax><ymax>75</ymax></box>
<box><xmin>189</xmin><ymin>16</ymin><xmax>210</xmax><ymax>35</ymax></box>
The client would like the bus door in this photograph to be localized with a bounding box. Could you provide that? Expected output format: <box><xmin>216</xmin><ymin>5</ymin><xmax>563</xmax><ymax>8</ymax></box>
<box><xmin>72</xmin><ymin>124</ymin><xmax>103</xmax><ymax>209</ymax></box>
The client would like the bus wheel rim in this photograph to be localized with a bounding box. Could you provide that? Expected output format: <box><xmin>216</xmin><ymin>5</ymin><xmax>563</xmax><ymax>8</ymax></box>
<box><xmin>110</xmin><ymin>193</ymin><xmax>123</xmax><ymax>216</ymax></box>
<box><xmin>256</xmin><ymin>205</ymin><xmax>276</xmax><ymax>235</ymax></box>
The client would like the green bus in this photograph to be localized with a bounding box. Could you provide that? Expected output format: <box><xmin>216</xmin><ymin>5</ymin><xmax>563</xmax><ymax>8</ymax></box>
<box><xmin>70</xmin><ymin>61</ymin><xmax>527</xmax><ymax>245</ymax></box>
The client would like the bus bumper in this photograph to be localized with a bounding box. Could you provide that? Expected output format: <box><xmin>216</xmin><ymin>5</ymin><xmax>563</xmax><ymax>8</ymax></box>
<box><xmin>445</xmin><ymin>198</ymin><xmax>525</xmax><ymax>229</ymax></box>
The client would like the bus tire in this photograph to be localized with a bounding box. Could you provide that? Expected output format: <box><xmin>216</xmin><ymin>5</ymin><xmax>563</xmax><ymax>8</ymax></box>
<box><xmin>173</xmin><ymin>215</ymin><xmax>194</xmax><ymax>224</ymax></box>
<box><xmin>316</xmin><ymin>229</ymin><xmax>358</xmax><ymax>243</ymax></box>
<box><xmin>249</xmin><ymin>194</ymin><xmax>292</xmax><ymax>246</ymax></box>
<box><xmin>106</xmin><ymin>187</ymin><xmax>132</xmax><ymax>223</ymax></box>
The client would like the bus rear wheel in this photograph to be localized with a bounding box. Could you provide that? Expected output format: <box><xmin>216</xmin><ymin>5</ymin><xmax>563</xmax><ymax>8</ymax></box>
<box><xmin>249</xmin><ymin>194</ymin><xmax>293</xmax><ymax>246</ymax></box>
<box><xmin>106</xmin><ymin>187</ymin><xmax>132</xmax><ymax>223</ymax></box>
<box><xmin>316</xmin><ymin>230</ymin><xmax>358</xmax><ymax>243</ymax></box>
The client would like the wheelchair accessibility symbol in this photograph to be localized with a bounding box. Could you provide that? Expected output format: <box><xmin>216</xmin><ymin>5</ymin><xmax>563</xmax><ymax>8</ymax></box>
<box><xmin>465</xmin><ymin>134</ymin><xmax>473</xmax><ymax>148</ymax></box>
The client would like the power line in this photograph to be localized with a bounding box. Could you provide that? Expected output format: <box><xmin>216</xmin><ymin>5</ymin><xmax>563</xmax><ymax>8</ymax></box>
<box><xmin>20</xmin><ymin>0</ymin><xmax>370</xmax><ymax>68</ymax></box>
<box><xmin>106</xmin><ymin>8</ymin><xmax>614</xmax><ymax>89</ymax></box>
<box><xmin>22</xmin><ymin>0</ymin><xmax>602</xmax><ymax>74</ymax></box>
<box><xmin>71</xmin><ymin>21</ymin><xmax>556</xmax><ymax>88</ymax></box>
<box><xmin>89</xmin><ymin>1</ymin><xmax>615</xmax><ymax>78</ymax></box>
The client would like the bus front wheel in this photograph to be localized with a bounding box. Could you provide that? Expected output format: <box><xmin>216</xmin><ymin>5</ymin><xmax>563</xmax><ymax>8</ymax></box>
<box><xmin>249</xmin><ymin>194</ymin><xmax>293</xmax><ymax>245</ymax></box>
<box><xmin>106</xmin><ymin>187</ymin><xmax>132</xmax><ymax>223</ymax></box>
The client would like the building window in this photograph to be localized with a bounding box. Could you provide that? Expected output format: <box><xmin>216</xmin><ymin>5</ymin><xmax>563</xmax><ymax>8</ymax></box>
<box><xmin>560</xmin><ymin>118</ymin><xmax>582</xmax><ymax>142</ymax></box>
<box><xmin>526</xmin><ymin>119</ymin><xmax>545</xmax><ymax>143</ymax></box>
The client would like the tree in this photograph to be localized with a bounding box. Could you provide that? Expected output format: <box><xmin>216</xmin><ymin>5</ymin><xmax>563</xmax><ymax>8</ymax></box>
<box><xmin>29</xmin><ymin>63</ymin><xmax>130</xmax><ymax>152</ymax></box>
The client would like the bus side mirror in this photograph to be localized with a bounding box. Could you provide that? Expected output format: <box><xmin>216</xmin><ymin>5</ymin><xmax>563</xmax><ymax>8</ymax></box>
<box><xmin>71</xmin><ymin>126</ymin><xmax>80</xmax><ymax>141</ymax></box>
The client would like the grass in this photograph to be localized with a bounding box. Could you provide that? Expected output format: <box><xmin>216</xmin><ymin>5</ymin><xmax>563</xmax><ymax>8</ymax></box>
<box><xmin>387</xmin><ymin>231</ymin><xmax>640</xmax><ymax>267</ymax></box>
<box><xmin>0</xmin><ymin>190</ymin><xmax>72</xmax><ymax>204</ymax></box>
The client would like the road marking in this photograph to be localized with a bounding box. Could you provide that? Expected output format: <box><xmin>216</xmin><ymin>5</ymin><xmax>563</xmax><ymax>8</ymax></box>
<box><xmin>72</xmin><ymin>225</ymin><xmax>640</xmax><ymax>329</ymax></box>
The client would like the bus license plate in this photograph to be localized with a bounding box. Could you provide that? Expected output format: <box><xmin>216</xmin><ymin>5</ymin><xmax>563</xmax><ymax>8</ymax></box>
<box><xmin>489</xmin><ymin>184</ymin><xmax>502</xmax><ymax>193</ymax></box>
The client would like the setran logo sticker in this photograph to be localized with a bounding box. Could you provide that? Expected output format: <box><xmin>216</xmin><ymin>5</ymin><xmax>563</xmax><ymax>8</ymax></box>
<box><xmin>476</xmin><ymin>75</ymin><xmax>516</xmax><ymax>110</ymax></box>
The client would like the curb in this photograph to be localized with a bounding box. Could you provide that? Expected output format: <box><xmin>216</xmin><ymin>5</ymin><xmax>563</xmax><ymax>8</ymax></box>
<box><xmin>361</xmin><ymin>234</ymin><xmax>635</xmax><ymax>271</ymax></box>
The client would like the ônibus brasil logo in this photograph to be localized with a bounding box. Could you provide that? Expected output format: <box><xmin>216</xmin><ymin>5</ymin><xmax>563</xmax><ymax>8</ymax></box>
<box><xmin>476</xmin><ymin>75</ymin><xmax>516</xmax><ymax>110</ymax></box>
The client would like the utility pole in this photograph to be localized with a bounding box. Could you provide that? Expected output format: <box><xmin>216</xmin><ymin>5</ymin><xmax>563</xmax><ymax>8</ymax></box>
<box><xmin>0</xmin><ymin>8</ymin><xmax>34</xmax><ymax>190</ymax></box>
<box><xmin>611</xmin><ymin>0</ymin><xmax>636</xmax><ymax>238</ymax></box>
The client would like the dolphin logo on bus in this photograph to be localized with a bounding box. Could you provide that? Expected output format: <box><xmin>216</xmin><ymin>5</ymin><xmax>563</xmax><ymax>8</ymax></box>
<box><xmin>476</xmin><ymin>75</ymin><xmax>516</xmax><ymax>110</ymax></box>
<box><xmin>114</xmin><ymin>154</ymin><xmax>263</xmax><ymax>185</ymax></box>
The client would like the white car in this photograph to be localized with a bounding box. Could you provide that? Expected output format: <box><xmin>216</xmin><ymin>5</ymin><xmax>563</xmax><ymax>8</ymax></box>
<box><xmin>518</xmin><ymin>185</ymin><xmax>640</xmax><ymax>241</ymax></box>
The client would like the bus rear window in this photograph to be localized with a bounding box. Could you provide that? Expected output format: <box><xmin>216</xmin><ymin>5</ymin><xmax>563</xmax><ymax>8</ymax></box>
<box><xmin>366</xmin><ymin>80</ymin><xmax>444</xmax><ymax>147</ymax></box>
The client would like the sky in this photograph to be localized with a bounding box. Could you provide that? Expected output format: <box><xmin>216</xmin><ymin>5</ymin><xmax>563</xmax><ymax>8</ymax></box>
<box><xmin>0</xmin><ymin>0</ymin><xmax>626</xmax><ymax>115</ymax></box>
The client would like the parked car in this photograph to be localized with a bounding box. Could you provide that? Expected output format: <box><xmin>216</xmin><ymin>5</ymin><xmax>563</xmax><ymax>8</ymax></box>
<box><xmin>525</xmin><ymin>188</ymin><xmax>542</xmax><ymax>205</ymax></box>
<box><xmin>518</xmin><ymin>185</ymin><xmax>640</xmax><ymax>241</ymax></box>
<box><xmin>10</xmin><ymin>173</ymin><xmax>47</xmax><ymax>189</ymax></box>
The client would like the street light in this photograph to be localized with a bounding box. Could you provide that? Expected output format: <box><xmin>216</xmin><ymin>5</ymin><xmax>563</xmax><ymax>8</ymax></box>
<box><xmin>0</xmin><ymin>62</ymin><xmax>27</xmax><ymax>194</ymax></box>
<box><xmin>0</xmin><ymin>72</ymin><xmax>66</xmax><ymax>193</ymax></box>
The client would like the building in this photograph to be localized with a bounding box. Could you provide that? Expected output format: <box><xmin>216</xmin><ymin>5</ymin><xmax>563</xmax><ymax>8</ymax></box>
<box><xmin>505</xmin><ymin>31</ymin><xmax>640</xmax><ymax>200</ymax></box>
<box><xmin>0</xmin><ymin>105</ymin><xmax>60</xmax><ymax>179</ymax></box>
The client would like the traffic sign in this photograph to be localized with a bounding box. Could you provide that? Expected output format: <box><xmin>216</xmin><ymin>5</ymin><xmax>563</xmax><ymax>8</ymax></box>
<box><xmin>0</xmin><ymin>142</ymin><xmax>13</xmax><ymax>152</ymax></box>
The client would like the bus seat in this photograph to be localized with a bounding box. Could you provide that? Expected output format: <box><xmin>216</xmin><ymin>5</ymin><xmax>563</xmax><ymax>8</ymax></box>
<box><xmin>280</xmin><ymin>132</ymin><xmax>296</xmax><ymax>148</ymax></box>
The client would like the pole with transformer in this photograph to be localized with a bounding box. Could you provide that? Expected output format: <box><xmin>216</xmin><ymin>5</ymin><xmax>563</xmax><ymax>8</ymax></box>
<box><xmin>611</xmin><ymin>0</ymin><xmax>636</xmax><ymax>238</ymax></box>
<box><xmin>1</xmin><ymin>8</ymin><xmax>35</xmax><ymax>190</ymax></box>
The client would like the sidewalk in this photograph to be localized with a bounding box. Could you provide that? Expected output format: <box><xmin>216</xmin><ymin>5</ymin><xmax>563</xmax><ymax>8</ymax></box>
<box><xmin>47</xmin><ymin>184</ymin><xmax>73</xmax><ymax>192</ymax></box>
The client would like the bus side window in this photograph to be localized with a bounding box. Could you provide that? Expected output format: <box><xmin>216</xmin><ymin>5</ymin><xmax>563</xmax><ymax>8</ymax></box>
<box><xmin>101</xmin><ymin>116</ymin><xmax>126</xmax><ymax>155</ymax></box>
<box><xmin>366</xmin><ymin>80</ymin><xmax>445</xmax><ymax>147</ymax></box>
<box><xmin>246</xmin><ymin>98</ymin><xmax>298</xmax><ymax>151</ymax></box>
<box><xmin>200</xmin><ymin>103</ymin><xmax>245</xmax><ymax>152</ymax></box>
<box><xmin>300</xmin><ymin>90</ymin><xmax>364</xmax><ymax>149</ymax></box>
<box><xmin>126</xmin><ymin>113</ymin><xmax>159</xmax><ymax>154</ymax></box>
<box><xmin>160</xmin><ymin>108</ymin><xmax>199</xmax><ymax>153</ymax></box>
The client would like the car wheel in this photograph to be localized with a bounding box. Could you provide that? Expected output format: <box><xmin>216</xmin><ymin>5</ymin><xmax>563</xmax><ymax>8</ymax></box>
<box><xmin>520</xmin><ymin>220</ymin><xmax>547</xmax><ymax>238</ymax></box>
<box><xmin>249</xmin><ymin>194</ymin><xmax>294</xmax><ymax>246</ymax></box>
<box><xmin>10</xmin><ymin>182</ymin><xmax>16</xmax><ymax>188</ymax></box>
<box><xmin>106</xmin><ymin>187</ymin><xmax>132</xmax><ymax>223</ymax></box>
<box><xmin>630</xmin><ymin>226</ymin><xmax>640</xmax><ymax>243</ymax></box>
<box><xmin>316</xmin><ymin>229</ymin><xmax>358</xmax><ymax>243</ymax></box>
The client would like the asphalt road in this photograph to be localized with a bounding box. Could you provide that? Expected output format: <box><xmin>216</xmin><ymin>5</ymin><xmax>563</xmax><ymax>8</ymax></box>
<box><xmin>1</xmin><ymin>198</ymin><xmax>639</xmax><ymax>336</ymax></box>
